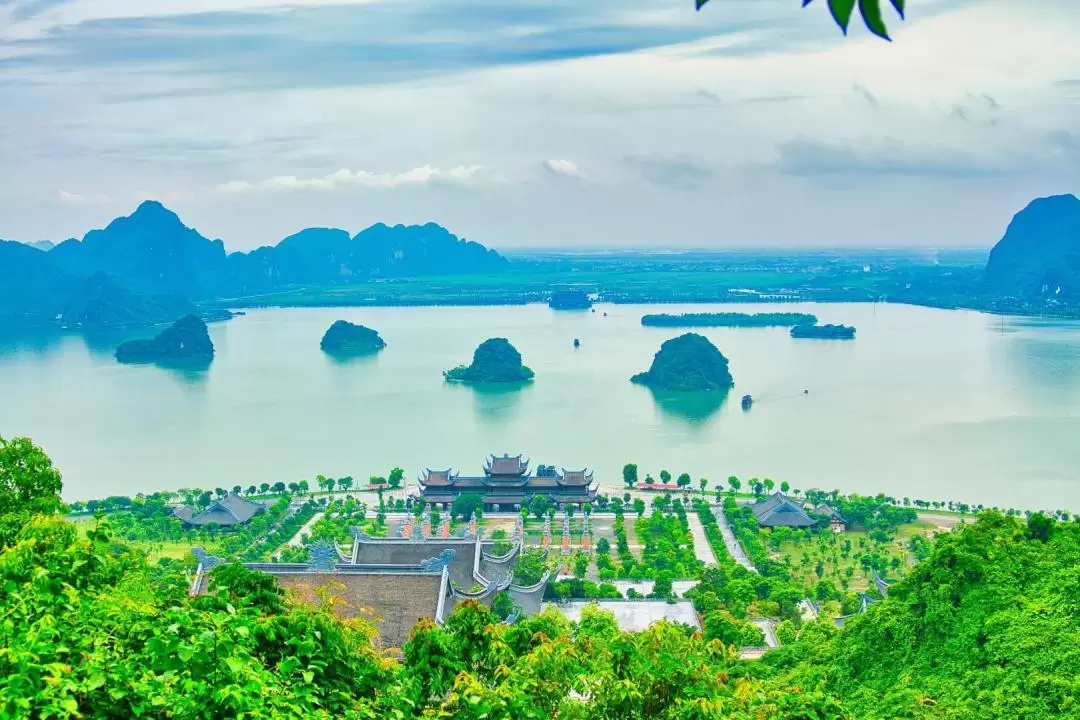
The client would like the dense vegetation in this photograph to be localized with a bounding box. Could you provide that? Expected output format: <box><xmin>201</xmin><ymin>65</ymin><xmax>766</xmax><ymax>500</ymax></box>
<box><xmin>790</xmin><ymin>323</ymin><xmax>856</xmax><ymax>340</ymax></box>
<box><xmin>319</xmin><ymin>320</ymin><xmax>386</xmax><ymax>357</ymax></box>
<box><xmin>631</xmin><ymin>332</ymin><xmax>734</xmax><ymax>392</ymax></box>
<box><xmin>444</xmin><ymin>337</ymin><xmax>535</xmax><ymax>384</ymax></box>
<box><xmin>764</xmin><ymin>511</ymin><xmax>1080</xmax><ymax>719</ymax></box>
<box><xmin>641</xmin><ymin>312</ymin><xmax>817</xmax><ymax>328</ymax></box>
<box><xmin>114</xmin><ymin>314</ymin><xmax>215</xmax><ymax>366</ymax></box>
<box><xmin>5</xmin><ymin>435</ymin><xmax>1080</xmax><ymax>718</ymax></box>
<box><xmin>547</xmin><ymin>289</ymin><xmax>592</xmax><ymax>310</ymax></box>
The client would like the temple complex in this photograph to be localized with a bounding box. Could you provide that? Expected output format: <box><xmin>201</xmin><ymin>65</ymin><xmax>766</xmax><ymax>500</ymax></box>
<box><xmin>188</xmin><ymin>516</ymin><xmax>550</xmax><ymax>650</ymax></box>
<box><xmin>418</xmin><ymin>454</ymin><xmax>598</xmax><ymax>510</ymax></box>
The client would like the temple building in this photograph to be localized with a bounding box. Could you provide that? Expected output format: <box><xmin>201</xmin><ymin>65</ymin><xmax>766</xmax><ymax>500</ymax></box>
<box><xmin>750</xmin><ymin>492</ymin><xmax>818</xmax><ymax>528</ymax></box>
<box><xmin>188</xmin><ymin>516</ymin><xmax>550</xmax><ymax>649</ymax></box>
<box><xmin>173</xmin><ymin>493</ymin><xmax>265</xmax><ymax>528</ymax></box>
<box><xmin>418</xmin><ymin>454</ymin><xmax>598</xmax><ymax>510</ymax></box>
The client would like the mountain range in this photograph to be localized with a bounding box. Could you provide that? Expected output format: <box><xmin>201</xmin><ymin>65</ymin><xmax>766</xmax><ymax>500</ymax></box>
<box><xmin>0</xmin><ymin>202</ymin><xmax>508</xmax><ymax>328</ymax></box>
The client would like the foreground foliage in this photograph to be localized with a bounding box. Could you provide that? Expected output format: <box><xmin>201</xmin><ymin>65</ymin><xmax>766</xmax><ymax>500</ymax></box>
<box><xmin>3</xmin><ymin>436</ymin><xmax>1080</xmax><ymax>719</ymax></box>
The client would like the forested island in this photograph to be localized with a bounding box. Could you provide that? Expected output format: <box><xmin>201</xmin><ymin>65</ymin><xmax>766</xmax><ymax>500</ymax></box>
<box><xmin>319</xmin><ymin>320</ymin><xmax>386</xmax><ymax>357</ymax></box>
<box><xmin>790</xmin><ymin>324</ymin><xmax>856</xmax><ymax>339</ymax></box>
<box><xmin>444</xmin><ymin>337</ymin><xmax>534</xmax><ymax>383</ymax></box>
<box><xmin>631</xmin><ymin>332</ymin><xmax>734</xmax><ymax>392</ymax></box>
<box><xmin>641</xmin><ymin>312</ymin><xmax>818</xmax><ymax>328</ymax></box>
<box><xmin>114</xmin><ymin>314</ymin><xmax>215</xmax><ymax>367</ymax></box>
<box><xmin>548</xmin><ymin>290</ymin><xmax>592</xmax><ymax>310</ymax></box>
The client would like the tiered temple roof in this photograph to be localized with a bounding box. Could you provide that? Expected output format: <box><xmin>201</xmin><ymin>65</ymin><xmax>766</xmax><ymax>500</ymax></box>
<box><xmin>751</xmin><ymin>493</ymin><xmax>817</xmax><ymax>528</ymax></box>
<box><xmin>419</xmin><ymin>454</ymin><xmax>598</xmax><ymax>507</ymax></box>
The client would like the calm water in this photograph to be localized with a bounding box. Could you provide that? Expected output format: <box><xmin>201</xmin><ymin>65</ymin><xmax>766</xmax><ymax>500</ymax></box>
<box><xmin>2</xmin><ymin>303</ymin><xmax>1079</xmax><ymax>510</ymax></box>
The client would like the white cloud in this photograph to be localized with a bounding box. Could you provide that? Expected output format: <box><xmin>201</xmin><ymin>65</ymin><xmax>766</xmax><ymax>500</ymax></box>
<box><xmin>58</xmin><ymin>189</ymin><xmax>112</xmax><ymax>205</ymax></box>
<box><xmin>216</xmin><ymin>164</ymin><xmax>487</xmax><ymax>194</ymax></box>
<box><xmin>542</xmin><ymin>159</ymin><xmax>584</xmax><ymax>179</ymax></box>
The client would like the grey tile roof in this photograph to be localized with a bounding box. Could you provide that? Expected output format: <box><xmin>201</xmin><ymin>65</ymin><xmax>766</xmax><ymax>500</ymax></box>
<box><xmin>751</xmin><ymin>493</ymin><xmax>817</xmax><ymax>528</ymax></box>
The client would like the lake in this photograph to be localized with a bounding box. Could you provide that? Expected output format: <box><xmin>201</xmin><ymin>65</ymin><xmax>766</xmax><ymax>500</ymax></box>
<box><xmin>2</xmin><ymin>302</ymin><xmax>1079</xmax><ymax>511</ymax></box>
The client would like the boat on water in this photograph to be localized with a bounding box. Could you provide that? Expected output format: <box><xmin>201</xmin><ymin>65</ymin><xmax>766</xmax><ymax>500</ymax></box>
<box><xmin>573</xmin><ymin>338</ymin><xmax>581</xmax><ymax>348</ymax></box>
<box><xmin>741</xmin><ymin>394</ymin><xmax>753</xmax><ymax>410</ymax></box>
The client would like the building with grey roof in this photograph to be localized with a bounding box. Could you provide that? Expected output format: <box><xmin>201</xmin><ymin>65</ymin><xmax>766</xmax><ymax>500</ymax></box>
<box><xmin>173</xmin><ymin>493</ymin><xmax>265</xmax><ymax>527</ymax></box>
<box><xmin>750</xmin><ymin>493</ymin><xmax>817</xmax><ymax>528</ymax></box>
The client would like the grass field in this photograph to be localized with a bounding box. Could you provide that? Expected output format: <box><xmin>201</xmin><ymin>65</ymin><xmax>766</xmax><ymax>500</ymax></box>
<box><xmin>65</xmin><ymin>516</ymin><xmax>218</xmax><ymax>562</ymax></box>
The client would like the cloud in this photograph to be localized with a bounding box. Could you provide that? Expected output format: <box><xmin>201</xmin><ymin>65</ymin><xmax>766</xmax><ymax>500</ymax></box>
<box><xmin>852</xmin><ymin>84</ymin><xmax>879</xmax><ymax>109</ymax></box>
<box><xmin>950</xmin><ymin>93</ymin><xmax>1002</xmax><ymax>124</ymax></box>
<box><xmin>0</xmin><ymin>0</ymin><xmax>812</xmax><ymax>95</ymax></box>
<box><xmin>58</xmin><ymin>189</ymin><xmax>112</xmax><ymax>205</ymax></box>
<box><xmin>216</xmin><ymin>165</ymin><xmax>487</xmax><ymax>193</ymax></box>
<box><xmin>542</xmin><ymin>159</ymin><xmax>584</xmax><ymax>179</ymax></box>
<box><xmin>775</xmin><ymin>137</ymin><xmax>1009</xmax><ymax>179</ymax></box>
<box><xmin>623</xmin><ymin>154</ymin><xmax>714</xmax><ymax>189</ymax></box>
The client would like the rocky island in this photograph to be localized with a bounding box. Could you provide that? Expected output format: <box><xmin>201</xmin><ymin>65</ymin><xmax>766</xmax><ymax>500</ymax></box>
<box><xmin>548</xmin><ymin>290</ymin><xmax>592</xmax><ymax>310</ymax></box>
<box><xmin>115</xmin><ymin>314</ymin><xmax>215</xmax><ymax>367</ymax></box>
<box><xmin>641</xmin><ymin>312</ymin><xmax>817</xmax><ymax>328</ymax></box>
<box><xmin>444</xmin><ymin>338</ymin><xmax>534</xmax><ymax>384</ymax></box>
<box><xmin>631</xmin><ymin>333</ymin><xmax>734</xmax><ymax>392</ymax></box>
<box><xmin>790</xmin><ymin>324</ymin><xmax>856</xmax><ymax>340</ymax></box>
<box><xmin>320</xmin><ymin>320</ymin><xmax>386</xmax><ymax>357</ymax></box>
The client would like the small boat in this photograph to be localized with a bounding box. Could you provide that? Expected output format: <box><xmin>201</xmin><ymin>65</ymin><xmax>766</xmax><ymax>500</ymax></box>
<box><xmin>741</xmin><ymin>394</ymin><xmax>753</xmax><ymax>411</ymax></box>
<box><xmin>573</xmin><ymin>338</ymin><xmax>581</xmax><ymax>348</ymax></box>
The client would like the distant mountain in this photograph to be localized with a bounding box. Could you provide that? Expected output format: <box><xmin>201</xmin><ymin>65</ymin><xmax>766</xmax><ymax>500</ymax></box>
<box><xmin>50</xmin><ymin>201</ymin><xmax>228</xmax><ymax>299</ymax></box>
<box><xmin>985</xmin><ymin>194</ymin><xmax>1080</xmax><ymax>302</ymax></box>
<box><xmin>61</xmin><ymin>273</ymin><xmax>195</xmax><ymax>329</ymax></box>
<box><xmin>47</xmin><ymin>202</ymin><xmax>508</xmax><ymax>299</ymax></box>
<box><xmin>0</xmin><ymin>240</ymin><xmax>74</xmax><ymax>326</ymax></box>
<box><xmin>223</xmin><ymin>222</ymin><xmax>508</xmax><ymax>295</ymax></box>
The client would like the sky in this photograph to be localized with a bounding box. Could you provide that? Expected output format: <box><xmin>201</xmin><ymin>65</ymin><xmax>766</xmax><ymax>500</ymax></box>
<box><xmin>1</xmin><ymin>0</ymin><xmax>1079</xmax><ymax>251</ymax></box>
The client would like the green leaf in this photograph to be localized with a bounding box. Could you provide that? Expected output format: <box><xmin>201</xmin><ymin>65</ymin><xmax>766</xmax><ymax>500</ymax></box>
<box><xmin>696</xmin><ymin>0</ymin><xmax>710</xmax><ymax>9</ymax></box>
<box><xmin>859</xmin><ymin>0</ymin><xmax>891</xmax><ymax>40</ymax></box>
<box><xmin>890</xmin><ymin>0</ymin><xmax>906</xmax><ymax>18</ymax></box>
<box><xmin>827</xmin><ymin>0</ymin><xmax>858</xmax><ymax>34</ymax></box>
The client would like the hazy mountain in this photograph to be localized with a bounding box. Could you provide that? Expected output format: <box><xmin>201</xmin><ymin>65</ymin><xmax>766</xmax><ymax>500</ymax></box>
<box><xmin>50</xmin><ymin>201</ymin><xmax>228</xmax><ymax>299</ymax></box>
<box><xmin>0</xmin><ymin>240</ymin><xmax>74</xmax><ymax>326</ymax></box>
<box><xmin>47</xmin><ymin>202</ymin><xmax>508</xmax><ymax>299</ymax></box>
<box><xmin>985</xmin><ymin>194</ymin><xmax>1080</xmax><ymax>301</ymax></box>
<box><xmin>61</xmin><ymin>273</ymin><xmax>196</xmax><ymax>329</ymax></box>
<box><xmin>223</xmin><ymin>222</ymin><xmax>508</xmax><ymax>295</ymax></box>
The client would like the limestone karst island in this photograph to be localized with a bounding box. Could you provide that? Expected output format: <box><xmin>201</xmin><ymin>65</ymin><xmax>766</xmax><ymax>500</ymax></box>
<box><xmin>320</xmin><ymin>320</ymin><xmax>386</xmax><ymax>357</ymax></box>
<box><xmin>631</xmin><ymin>332</ymin><xmax>735</xmax><ymax>392</ymax></box>
<box><xmin>444</xmin><ymin>337</ymin><xmax>535</xmax><ymax>384</ymax></box>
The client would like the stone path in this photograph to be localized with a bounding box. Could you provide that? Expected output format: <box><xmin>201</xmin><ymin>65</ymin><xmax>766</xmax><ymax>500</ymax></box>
<box><xmin>749</xmin><ymin>617</ymin><xmax>779</xmax><ymax>648</ymax></box>
<box><xmin>684</xmin><ymin>511</ymin><xmax>719</xmax><ymax>566</ymax></box>
<box><xmin>287</xmin><ymin>508</ymin><xmax>325</xmax><ymax>547</ymax></box>
<box><xmin>715</xmin><ymin>503</ymin><xmax>757</xmax><ymax>573</ymax></box>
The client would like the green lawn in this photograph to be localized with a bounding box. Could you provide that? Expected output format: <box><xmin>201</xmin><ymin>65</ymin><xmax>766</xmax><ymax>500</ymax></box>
<box><xmin>773</xmin><ymin>522</ymin><xmax>936</xmax><ymax>593</ymax></box>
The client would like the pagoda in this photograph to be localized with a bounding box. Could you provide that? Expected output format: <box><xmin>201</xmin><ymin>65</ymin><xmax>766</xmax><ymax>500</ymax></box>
<box><xmin>418</xmin><ymin>453</ymin><xmax>598</xmax><ymax>510</ymax></box>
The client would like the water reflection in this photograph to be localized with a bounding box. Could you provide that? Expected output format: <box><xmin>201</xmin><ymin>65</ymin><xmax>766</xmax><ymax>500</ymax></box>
<box><xmin>323</xmin><ymin>351</ymin><xmax>382</xmax><ymax>368</ymax></box>
<box><xmin>456</xmin><ymin>381</ymin><xmax>530</xmax><ymax>424</ymax></box>
<box><xmin>646</xmin><ymin>387</ymin><xmax>728</xmax><ymax>424</ymax></box>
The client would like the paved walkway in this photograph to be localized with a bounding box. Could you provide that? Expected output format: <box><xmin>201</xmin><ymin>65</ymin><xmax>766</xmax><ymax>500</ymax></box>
<box><xmin>287</xmin><ymin>509</ymin><xmax>325</xmax><ymax>547</ymax></box>
<box><xmin>684</xmin><ymin>511</ymin><xmax>719</xmax><ymax>566</ymax></box>
<box><xmin>715</xmin><ymin>503</ymin><xmax>757</xmax><ymax>573</ymax></box>
<box><xmin>749</xmin><ymin>617</ymin><xmax>779</xmax><ymax>648</ymax></box>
